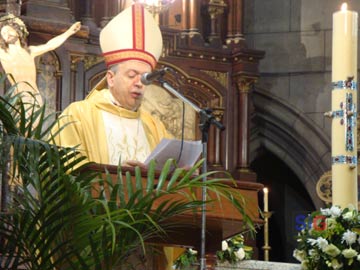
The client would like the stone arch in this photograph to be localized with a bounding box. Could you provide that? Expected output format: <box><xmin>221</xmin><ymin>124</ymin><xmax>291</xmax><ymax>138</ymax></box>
<box><xmin>251</xmin><ymin>88</ymin><xmax>331</xmax><ymax>209</ymax></box>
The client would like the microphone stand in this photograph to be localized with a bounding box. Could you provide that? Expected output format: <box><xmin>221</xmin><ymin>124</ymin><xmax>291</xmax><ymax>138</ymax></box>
<box><xmin>158</xmin><ymin>79</ymin><xmax>225</xmax><ymax>270</ymax></box>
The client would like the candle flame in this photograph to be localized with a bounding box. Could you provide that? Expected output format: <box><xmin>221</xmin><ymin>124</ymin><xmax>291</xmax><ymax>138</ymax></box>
<box><xmin>341</xmin><ymin>3</ymin><xmax>348</xmax><ymax>11</ymax></box>
<box><xmin>263</xmin><ymin>187</ymin><xmax>268</xmax><ymax>193</ymax></box>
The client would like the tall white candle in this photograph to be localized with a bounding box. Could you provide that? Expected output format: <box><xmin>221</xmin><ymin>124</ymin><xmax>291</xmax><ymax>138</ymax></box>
<box><xmin>331</xmin><ymin>3</ymin><xmax>358</xmax><ymax>209</ymax></box>
<box><xmin>332</xmin><ymin>3</ymin><xmax>357</xmax><ymax>84</ymax></box>
<box><xmin>263</xmin><ymin>188</ymin><xmax>268</xmax><ymax>212</ymax></box>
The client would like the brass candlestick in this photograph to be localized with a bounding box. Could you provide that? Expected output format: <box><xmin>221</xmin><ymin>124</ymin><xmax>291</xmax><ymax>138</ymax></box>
<box><xmin>262</xmin><ymin>211</ymin><xmax>273</xmax><ymax>261</ymax></box>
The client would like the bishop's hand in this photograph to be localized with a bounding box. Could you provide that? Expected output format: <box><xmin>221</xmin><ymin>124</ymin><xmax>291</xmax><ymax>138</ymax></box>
<box><xmin>121</xmin><ymin>160</ymin><xmax>148</xmax><ymax>170</ymax></box>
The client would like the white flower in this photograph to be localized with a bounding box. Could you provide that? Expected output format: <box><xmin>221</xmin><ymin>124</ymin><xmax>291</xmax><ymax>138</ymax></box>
<box><xmin>320</xmin><ymin>207</ymin><xmax>331</xmax><ymax>216</ymax></box>
<box><xmin>189</xmin><ymin>248</ymin><xmax>197</xmax><ymax>255</ymax></box>
<box><xmin>234</xmin><ymin>248</ymin><xmax>245</xmax><ymax>260</ymax></box>
<box><xmin>342</xmin><ymin>229</ymin><xmax>357</xmax><ymax>245</ymax></box>
<box><xmin>307</xmin><ymin>238</ymin><xmax>317</xmax><ymax>246</ymax></box>
<box><xmin>342</xmin><ymin>247</ymin><xmax>358</xmax><ymax>258</ymax></box>
<box><xmin>343</xmin><ymin>210</ymin><xmax>355</xmax><ymax>220</ymax></box>
<box><xmin>293</xmin><ymin>249</ymin><xmax>306</xmax><ymax>262</ymax></box>
<box><xmin>330</xmin><ymin>205</ymin><xmax>342</xmax><ymax>217</ymax></box>
<box><xmin>294</xmin><ymin>208</ymin><xmax>360</xmax><ymax>270</ymax></box>
<box><xmin>308</xmin><ymin>249</ymin><xmax>319</xmax><ymax>260</ymax></box>
<box><xmin>323</xmin><ymin>244</ymin><xmax>341</xmax><ymax>257</ymax></box>
<box><xmin>331</xmin><ymin>258</ymin><xmax>343</xmax><ymax>270</ymax></box>
<box><xmin>316</xmin><ymin>237</ymin><xmax>328</xmax><ymax>250</ymax></box>
<box><xmin>221</xmin><ymin>240</ymin><xmax>228</xmax><ymax>251</ymax></box>
<box><xmin>301</xmin><ymin>260</ymin><xmax>310</xmax><ymax>270</ymax></box>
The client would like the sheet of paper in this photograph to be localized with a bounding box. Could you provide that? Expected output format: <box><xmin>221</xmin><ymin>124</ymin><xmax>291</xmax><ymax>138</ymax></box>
<box><xmin>144</xmin><ymin>138</ymin><xmax>202</xmax><ymax>170</ymax></box>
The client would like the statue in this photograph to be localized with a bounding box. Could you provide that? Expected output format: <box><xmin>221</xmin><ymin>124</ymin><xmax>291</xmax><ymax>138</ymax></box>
<box><xmin>0</xmin><ymin>14</ymin><xmax>81</xmax><ymax>107</ymax></box>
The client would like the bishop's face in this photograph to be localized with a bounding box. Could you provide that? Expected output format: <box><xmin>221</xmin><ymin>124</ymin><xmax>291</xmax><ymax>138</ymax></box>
<box><xmin>106</xmin><ymin>60</ymin><xmax>151</xmax><ymax>111</ymax></box>
<box><xmin>0</xmin><ymin>25</ymin><xmax>19</xmax><ymax>44</ymax></box>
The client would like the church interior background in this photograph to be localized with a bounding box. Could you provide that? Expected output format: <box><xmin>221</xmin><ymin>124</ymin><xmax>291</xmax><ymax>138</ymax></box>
<box><xmin>1</xmin><ymin>0</ymin><xmax>359</xmax><ymax>264</ymax></box>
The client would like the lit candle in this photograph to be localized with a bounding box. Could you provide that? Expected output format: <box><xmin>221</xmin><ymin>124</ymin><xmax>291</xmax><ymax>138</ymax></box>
<box><xmin>263</xmin><ymin>188</ymin><xmax>268</xmax><ymax>212</ymax></box>
<box><xmin>331</xmin><ymin>3</ymin><xmax>358</xmax><ymax>209</ymax></box>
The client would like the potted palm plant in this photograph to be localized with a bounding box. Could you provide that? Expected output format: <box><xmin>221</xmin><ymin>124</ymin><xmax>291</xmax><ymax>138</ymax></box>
<box><xmin>0</xmin><ymin>78</ymin><xmax>255</xmax><ymax>270</ymax></box>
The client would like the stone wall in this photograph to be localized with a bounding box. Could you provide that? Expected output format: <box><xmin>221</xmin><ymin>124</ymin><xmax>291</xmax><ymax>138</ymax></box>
<box><xmin>244</xmin><ymin>0</ymin><xmax>360</xmax><ymax>208</ymax></box>
<box><xmin>243</xmin><ymin>0</ymin><xmax>360</xmax><ymax>262</ymax></box>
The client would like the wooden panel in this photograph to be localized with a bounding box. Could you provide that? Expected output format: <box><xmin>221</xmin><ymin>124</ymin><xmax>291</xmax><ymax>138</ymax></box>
<box><xmin>89</xmin><ymin>164</ymin><xmax>263</xmax><ymax>252</ymax></box>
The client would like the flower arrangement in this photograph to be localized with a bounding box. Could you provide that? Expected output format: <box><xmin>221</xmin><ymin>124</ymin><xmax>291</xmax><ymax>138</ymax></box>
<box><xmin>173</xmin><ymin>234</ymin><xmax>253</xmax><ymax>269</ymax></box>
<box><xmin>173</xmin><ymin>248</ymin><xmax>198</xmax><ymax>269</ymax></box>
<box><xmin>293</xmin><ymin>205</ymin><xmax>360</xmax><ymax>270</ymax></box>
<box><xmin>216</xmin><ymin>234</ymin><xmax>253</xmax><ymax>263</ymax></box>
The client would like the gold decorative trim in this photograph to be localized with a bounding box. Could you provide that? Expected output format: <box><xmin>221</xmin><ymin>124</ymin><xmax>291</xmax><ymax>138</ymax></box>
<box><xmin>200</xmin><ymin>70</ymin><xmax>228</xmax><ymax>88</ymax></box>
<box><xmin>235</xmin><ymin>77</ymin><xmax>258</xmax><ymax>93</ymax></box>
<box><xmin>208</xmin><ymin>0</ymin><xmax>227</xmax><ymax>18</ymax></box>
<box><xmin>158</xmin><ymin>61</ymin><xmax>224</xmax><ymax>107</ymax></box>
<box><xmin>103</xmin><ymin>49</ymin><xmax>156</xmax><ymax>69</ymax></box>
<box><xmin>212</xmin><ymin>108</ymin><xmax>225</xmax><ymax>122</ymax></box>
<box><xmin>133</xmin><ymin>4</ymin><xmax>145</xmax><ymax>51</ymax></box>
<box><xmin>70</xmin><ymin>54</ymin><xmax>104</xmax><ymax>71</ymax></box>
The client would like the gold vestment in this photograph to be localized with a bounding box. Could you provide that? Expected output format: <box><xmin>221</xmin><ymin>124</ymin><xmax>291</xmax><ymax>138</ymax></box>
<box><xmin>51</xmin><ymin>88</ymin><xmax>169</xmax><ymax>165</ymax></box>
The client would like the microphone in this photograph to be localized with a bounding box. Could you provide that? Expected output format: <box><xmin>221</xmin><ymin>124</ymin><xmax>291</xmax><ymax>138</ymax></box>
<box><xmin>141</xmin><ymin>67</ymin><xmax>170</xmax><ymax>85</ymax></box>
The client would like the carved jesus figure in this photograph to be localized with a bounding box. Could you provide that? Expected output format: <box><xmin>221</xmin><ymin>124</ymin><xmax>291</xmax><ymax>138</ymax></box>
<box><xmin>0</xmin><ymin>14</ymin><xmax>81</xmax><ymax>107</ymax></box>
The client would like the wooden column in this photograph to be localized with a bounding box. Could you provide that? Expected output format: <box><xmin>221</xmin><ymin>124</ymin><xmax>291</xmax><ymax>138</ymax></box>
<box><xmin>234</xmin><ymin>76</ymin><xmax>256</xmax><ymax>177</ymax></box>
<box><xmin>181</xmin><ymin>0</ymin><xmax>189</xmax><ymax>30</ymax></box>
<box><xmin>179</xmin><ymin>0</ymin><xmax>202</xmax><ymax>41</ymax></box>
<box><xmin>188</xmin><ymin>0</ymin><xmax>199</xmax><ymax>33</ymax></box>
<box><xmin>100</xmin><ymin>0</ymin><xmax>111</xmax><ymax>27</ymax></box>
<box><xmin>182</xmin><ymin>0</ymin><xmax>199</xmax><ymax>33</ymax></box>
<box><xmin>226</xmin><ymin>0</ymin><xmax>245</xmax><ymax>45</ymax></box>
<box><xmin>81</xmin><ymin>0</ymin><xmax>99</xmax><ymax>37</ymax></box>
<box><xmin>207</xmin><ymin>109</ymin><xmax>225</xmax><ymax>170</ymax></box>
<box><xmin>207</xmin><ymin>0</ymin><xmax>226</xmax><ymax>45</ymax></box>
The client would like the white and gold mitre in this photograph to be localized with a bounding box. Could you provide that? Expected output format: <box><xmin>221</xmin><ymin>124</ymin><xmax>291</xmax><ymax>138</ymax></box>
<box><xmin>99</xmin><ymin>3</ymin><xmax>163</xmax><ymax>70</ymax></box>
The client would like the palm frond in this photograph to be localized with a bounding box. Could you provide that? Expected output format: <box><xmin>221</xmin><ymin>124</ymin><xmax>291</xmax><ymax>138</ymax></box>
<box><xmin>0</xmin><ymin>86</ymin><xmax>256</xmax><ymax>270</ymax></box>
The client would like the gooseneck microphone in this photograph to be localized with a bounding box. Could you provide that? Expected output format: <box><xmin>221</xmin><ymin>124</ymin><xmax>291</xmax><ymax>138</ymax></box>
<box><xmin>140</xmin><ymin>67</ymin><xmax>170</xmax><ymax>85</ymax></box>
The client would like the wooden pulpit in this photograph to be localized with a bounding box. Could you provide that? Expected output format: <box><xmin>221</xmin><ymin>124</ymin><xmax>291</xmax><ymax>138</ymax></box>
<box><xmin>89</xmin><ymin>163</ymin><xmax>263</xmax><ymax>253</ymax></box>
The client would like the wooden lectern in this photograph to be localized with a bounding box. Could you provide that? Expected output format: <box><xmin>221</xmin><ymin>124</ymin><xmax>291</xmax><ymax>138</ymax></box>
<box><xmin>89</xmin><ymin>163</ymin><xmax>264</xmax><ymax>253</ymax></box>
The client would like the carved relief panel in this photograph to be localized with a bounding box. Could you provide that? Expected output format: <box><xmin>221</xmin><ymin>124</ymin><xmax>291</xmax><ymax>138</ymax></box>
<box><xmin>36</xmin><ymin>51</ymin><xmax>60</xmax><ymax>115</ymax></box>
<box><xmin>143</xmin><ymin>84</ymin><xmax>197</xmax><ymax>140</ymax></box>
<box><xmin>142</xmin><ymin>63</ymin><xmax>226</xmax><ymax>170</ymax></box>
